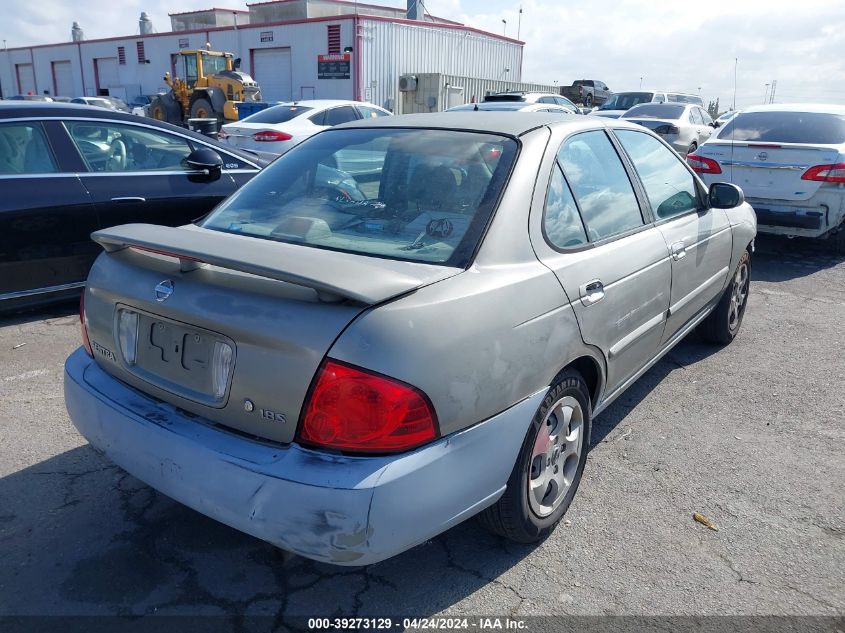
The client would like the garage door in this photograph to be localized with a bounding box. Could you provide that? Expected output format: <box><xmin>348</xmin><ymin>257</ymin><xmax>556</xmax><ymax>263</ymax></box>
<box><xmin>52</xmin><ymin>61</ymin><xmax>74</xmax><ymax>97</ymax></box>
<box><xmin>252</xmin><ymin>48</ymin><xmax>292</xmax><ymax>102</ymax></box>
<box><xmin>95</xmin><ymin>57</ymin><xmax>119</xmax><ymax>94</ymax></box>
<box><xmin>16</xmin><ymin>64</ymin><xmax>35</xmax><ymax>95</ymax></box>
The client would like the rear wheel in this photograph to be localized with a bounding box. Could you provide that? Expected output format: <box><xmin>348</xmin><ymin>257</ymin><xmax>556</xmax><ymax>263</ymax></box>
<box><xmin>478</xmin><ymin>370</ymin><xmax>591</xmax><ymax>542</ymax></box>
<box><xmin>831</xmin><ymin>226</ymin><xmax>845</xmax><ymax>255</ymax></box>
<box><xmin>583</xmin><ymin>93</ymin><xmax>593</xmax><ymax>108</ymax></box>
<box><xmin>699</xmin><ymin>249</ymin><xmax>751</xmax><ymax>344</ymax></box>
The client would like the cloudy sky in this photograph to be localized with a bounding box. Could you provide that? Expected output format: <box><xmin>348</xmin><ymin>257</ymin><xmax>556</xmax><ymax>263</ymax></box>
<box><xmin>2</xmin><ymin>0</ymin><xmax>844</xmax><ymax>109</ymax></box>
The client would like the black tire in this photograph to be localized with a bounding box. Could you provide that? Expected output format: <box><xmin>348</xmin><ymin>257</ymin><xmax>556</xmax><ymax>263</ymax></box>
<box><xmin>831</xmin><ymin>227</ymin><xmax>845</xmax><ymax>255</ymax></box>
<box><xmin>583</xmin><ymin>93</ymin><xmax>593</xmax><ymax>108</ymax></box>
<box><xmin>150</xmin><ymin>93</ymin><xmax>181</xmax><ymax>124</ymax></box>
<box><xmin>478</xmin><ymin>369</ymin><xmax>591</xmax><ymax>543</ymax></box>
<box><xmin>190</xmin><ymin>97</ymin><xmax>215</xmax><ymax>120</ymax></box>
<box><xmin>699</xmin><ymin>249</ymin><xmax>751</xmax><ymax>344</ymax></box>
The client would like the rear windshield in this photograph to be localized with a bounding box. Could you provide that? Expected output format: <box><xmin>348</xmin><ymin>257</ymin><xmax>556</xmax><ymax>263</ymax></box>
<box><xmin>482</xmin><ymin>94</ymin><xmax>526</xmax><ymax>103</ymax></box>
<box><xmin>598</xmin><ymin>92</ymin><xmax>654</xmax><ymax>111</ymax></box>
<box><xmin>668</xmin><ymin>94</ymin><xmax>703</xmax><ymax>105</ymax></box>
<box><xmin>717</xmin><ymin>111</ymin><xmax>845</xmax><ymax>144</ymax></box>
<box><xmin>623</xmin><ymin>104</ymin><xmax>685</xmax><ymax>119</ymax></box>
<box><xmin>201</xmin><ymin>128</ymin><xmax>518</xmax><ymax>266</ymax></box>
<box><xmin>243</xmin><ymin>105</ymin><xmax>313</xmax><ymax>124</ymax></box>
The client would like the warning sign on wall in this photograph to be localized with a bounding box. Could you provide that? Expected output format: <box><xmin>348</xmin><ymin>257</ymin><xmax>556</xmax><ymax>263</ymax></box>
<box><xmin>317</xmin><ymin>53</ymin><xmax>351</xmax><ymax>80</ymax></box>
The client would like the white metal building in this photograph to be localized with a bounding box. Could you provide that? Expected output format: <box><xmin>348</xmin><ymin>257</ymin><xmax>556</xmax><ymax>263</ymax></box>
<box><xmin>0</xmin><ymin>0</ymin><xmax>532</xmax><ymax>113</ymax></box>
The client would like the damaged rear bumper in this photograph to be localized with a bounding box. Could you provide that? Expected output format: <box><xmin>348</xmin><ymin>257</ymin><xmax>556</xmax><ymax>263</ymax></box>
<box><xmin>64</xmin><ymin>348</ymin><xmax>541</xmax><ymax>565</ymax></box>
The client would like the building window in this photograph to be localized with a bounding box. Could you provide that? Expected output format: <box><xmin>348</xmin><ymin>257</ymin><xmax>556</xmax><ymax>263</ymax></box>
<box><xmin>327</xmin><ymin>25</ymin><xmax>341</xmax><ymax>55</ymax></box>
<box><xmin>117</xmin><ymin>46</ymin><xmax>126</xmax><ymax>65</ymax></box>
<box><xmin>136</xmin><ymin>41</ymin><xmax>146</xmax><ymax>64</ymax></box>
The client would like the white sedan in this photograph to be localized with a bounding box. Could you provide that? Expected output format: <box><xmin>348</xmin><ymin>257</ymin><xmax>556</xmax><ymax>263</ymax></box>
<box><xmin>688</xmin><ymin>104</ymin><xmax>845</xmax><ymax>252</ymax></box>
<box><xmin>219</xmin><ymin>99</ymin><xmax>391</xmax><ymax>155</ymax></box>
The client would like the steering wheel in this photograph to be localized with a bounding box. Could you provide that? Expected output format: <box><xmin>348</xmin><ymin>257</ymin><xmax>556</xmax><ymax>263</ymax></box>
<box><xmin>107</xmin><ymin>139</ymin><xmax>127</xmax><ymax>171</ymax></box>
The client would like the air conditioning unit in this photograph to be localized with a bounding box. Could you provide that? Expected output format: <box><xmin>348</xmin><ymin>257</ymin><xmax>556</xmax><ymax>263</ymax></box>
<box><xmin>399</xmin><ymin>75</ymin><xmax>418</xmax><ymax>92</ymax></box>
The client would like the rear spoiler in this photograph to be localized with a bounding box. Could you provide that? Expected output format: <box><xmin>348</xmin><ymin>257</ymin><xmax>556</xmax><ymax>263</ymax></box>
<box><xmin>92</xmin><ymin>224</ymin><xmax>458</xmax><ymax>305</ymax></box>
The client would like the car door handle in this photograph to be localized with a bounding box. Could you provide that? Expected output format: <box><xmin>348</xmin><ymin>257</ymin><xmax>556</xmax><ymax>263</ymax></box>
<box><xmin>579</xmin><ymin>279</ymin><xmax>605</xmax><ymax>306</ymax></box>
<box><xmin>670</xmin><ymin>241</ymin><xmax>687</xmax><ymax>260</ymax></box>
<box><xmin>110</xmin><ymin>196</ymin><xmax>146</xmax><ymax>203</ymax></box>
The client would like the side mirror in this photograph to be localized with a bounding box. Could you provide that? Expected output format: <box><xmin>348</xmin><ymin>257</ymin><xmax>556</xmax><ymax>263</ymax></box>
<box><xmin>185</xmin><ymin>147</ymin><xmax>224</xmax><ymax>182</ymax></box>
<box><xmin>709</xmin><ymin>182</ymin><xmax>744</xmax><ymax>209</ymax></box>
<box><xmin>234</xmin><ymin>57</ymin><xmax>242</xmax><ymax>69</ymax></box>
<box><xmin>709</xmin><ymin>121</ymin><xmax>717</xmax><ymax>128</ymax></box>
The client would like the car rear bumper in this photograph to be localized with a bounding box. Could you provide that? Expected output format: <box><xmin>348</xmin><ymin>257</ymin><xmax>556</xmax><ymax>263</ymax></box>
<box><xmin>747</xmin><ymin>195</ymin><xmax>845</xmax><ymax>238</ymax></box>
<box><xmin>64</xmin><ymin>348</ymin><xmax>541</xmax><ymax>566</ymax></box>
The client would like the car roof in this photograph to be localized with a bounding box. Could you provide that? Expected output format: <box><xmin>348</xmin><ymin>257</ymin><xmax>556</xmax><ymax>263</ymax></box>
<box><xmin>332</xmin><ymin>111</ymin><xmax>635</xmax><ymax>137</ymax></box>
<box><xmin>268</xmin><ymin>99</ymin><xmax>386</xmax><ymax>110</ymax></box>
<box><xmin>740</xmin><ymin>103</ymin><xmax>845</xmax><ymax>115</ymax></box>
<box><xmin>0</xmin><ymin>101</ymin><xmax>268</xmax><ymax>163</ymax></box>
<box><xmin>447</xmin><ymin>102</ymin><xmax>570</xmax><ymax>112</ymax></box>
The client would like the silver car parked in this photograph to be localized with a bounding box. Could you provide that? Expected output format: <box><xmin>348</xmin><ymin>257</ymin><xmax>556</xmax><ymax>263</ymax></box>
<box><xmin>622</xmin><ymin>102</ymin><xmax>716</xmax><ymax>156</ymax></box>
<box><xmin>64</xmin><ymin>113</ymin><xmax>756</xmax><ymax>565</ymax></box>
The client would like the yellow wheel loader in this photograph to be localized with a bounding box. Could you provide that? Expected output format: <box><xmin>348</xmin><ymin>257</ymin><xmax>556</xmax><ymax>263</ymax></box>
<box><xmin>150</xmin><ymin>48</ymin><xmax>262</xmax><ymax>126</ymax></box>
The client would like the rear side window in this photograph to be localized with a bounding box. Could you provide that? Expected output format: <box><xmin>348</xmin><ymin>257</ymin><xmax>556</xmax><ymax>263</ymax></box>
<box><xmin>558</xmin><ymin>131</ymin><xmax>643</xmax><ymax>241</ymax></box>
<box><xmin>543</xmin><ymin>164</ymin><xmax>588</xmax><ymax>249</ymax></box>
<box><xmin>717</xmin><ymin>111</ymin><xmax>845</xmax><ymax>144</ymax></box>
<box><xmin>244</xmin><ymin>105</ymin><xmax>313</xmax><ymax>124</ymax></box>
<box><xmin>0</xmin><ymin>122</ymin><xmax>58</xmax><ymax>174</ymax></box>
<box><xmin>324</xmin><ymin>106</ymin><xmax>359</xmax><ymax>126</ymax></box>
<box><xmin>616</xmin><ymin>130</ymin><xmax>699</xmax><ymax>219</ymax></box>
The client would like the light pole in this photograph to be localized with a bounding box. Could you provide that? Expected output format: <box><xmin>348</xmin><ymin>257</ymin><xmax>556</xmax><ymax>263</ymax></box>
<box><xmin>639</xmin><ymin>76</ymin><xmax>643</xmax><ymax>89</ymax></box>
<box><xmin>732</xmin><ymin>57</ymin><xmax>738</xmax><ymax>111</ymax></box>
<box><xmin>502</xmin><ymin>19</ymin><xmax>507</xmax><ymax>36</ymax></box>
<box><xmin>763</xmin><ymin>83</ymin><xmax>770</xmax><ymax>104</ymax></box>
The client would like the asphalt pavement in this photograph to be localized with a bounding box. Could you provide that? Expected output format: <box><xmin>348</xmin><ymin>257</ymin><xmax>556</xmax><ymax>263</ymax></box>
<box><xmin>0</xmin><ymin>236</ymin><xmax>843</xmax><ymax>628</ymax></box>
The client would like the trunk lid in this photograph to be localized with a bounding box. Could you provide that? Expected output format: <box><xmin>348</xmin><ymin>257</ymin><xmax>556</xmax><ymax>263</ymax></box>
<box><xmin>697</xmin><ymin>142</ymin><xmax>841</xmax><ymax>201</ymax></box>
<box><xmin>84</xmin><ymin>223</ymin><xmax>461</xmax><ymax>443</ymax></box>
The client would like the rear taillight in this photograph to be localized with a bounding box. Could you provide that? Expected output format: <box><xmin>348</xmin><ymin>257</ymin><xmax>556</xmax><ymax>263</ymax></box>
<box><xmin>117</xmin><ymin>309</ymin><xmax>139</xmax><ymax>365</ymax></box>
<box><xmin>252</xmin><ymin>130</ymin><xmax>293</xmax><ymax>142</ymax></box>
<box><xmin>211</xmin><ymin>341</ymin><xmax>234</xmax><ymax>399</ymax></box>
<box><xmin>80</xmin><ymin>292</ymin><xmax>92</xmax><ymax>357</ymax></box>
<box><xmin>801</xmin><ymin>162</ymin><xmax>845</xmax><ymax>183</ymax></box>
<box><xmin>299</xmin><ymin>360</ymin><xmax>438</xmax><ymax>454</ymax></box>
<box><xmin>687</xmin><ymin>153</ymin><xmax>722</xmax><ymax>175</ymax></box>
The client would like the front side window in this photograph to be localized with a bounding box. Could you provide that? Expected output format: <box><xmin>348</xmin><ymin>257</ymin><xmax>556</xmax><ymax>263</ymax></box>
<box><xmin>616</xmin><ymin>130</ymin><xmax>699</xmax><ymax>219</ymax></box>
<box><xmin>557</xmin><ymin>131</ymin><xmax>643</xmax><ymax>241</ymax></box>
<box><xmin>182</xmin><ymin>55</ymin><xmax>198</xmax><ymax>87</ymax></box>
<box><xmin>66</xmin><ymin>121</ymin><xmax>193</xmax><ymax>172</ymax></box>
<box><xmin>543</xmin><ymin>164</ymin><xmax>588</xmax><ymax>249</ymax></box>
<box><xmin>201</xmin><ymin>128</ymin><xmax>518</xmax><ymax>266</ymax></box>
<box><xmin>357</xmin><ymin>105</ymin><xmax>390</xmax><ymax>119</ymax></box>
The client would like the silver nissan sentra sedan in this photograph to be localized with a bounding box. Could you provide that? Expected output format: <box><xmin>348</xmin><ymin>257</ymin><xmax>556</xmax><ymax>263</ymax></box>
<box><xmin>64</xmin><ymin>112</ymin><xmax>756</xmax><ymax>565</ymax></box>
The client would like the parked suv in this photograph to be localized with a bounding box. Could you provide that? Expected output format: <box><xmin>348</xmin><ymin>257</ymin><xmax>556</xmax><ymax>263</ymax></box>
<box><xmin>592</xmin><ymin>91</ymin><xmax>704</xmax><ymax>119</ymax></box>
<box><xmin>560</xmin><ymin>80</ymin><xmax>611</xmax><ymax>107</ymax></box>
<box><xmin>482</xmin><ymin>91</ymin><xmax>580</xmax><ymax>113</ymax></box>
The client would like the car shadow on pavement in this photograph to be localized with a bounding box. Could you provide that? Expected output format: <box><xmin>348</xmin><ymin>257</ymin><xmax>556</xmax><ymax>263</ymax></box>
<box><xmin>751</xmin><ymin>234</ymin><xmax>844</xmax><ymax>282</ymax></box>
<box><xmin>0</xmin><ymin>443</ymin><xmax>538</xmax><ymax>624</ymax></box>
<box><xmin>0</xmin><ymin>298</ymin><xmax>78</xmax><ymax>327</ymax></box>
<box><xmin>590</xmin><ymin>332</ymin><xmax>720</xmax><ymax>447</ymax></box>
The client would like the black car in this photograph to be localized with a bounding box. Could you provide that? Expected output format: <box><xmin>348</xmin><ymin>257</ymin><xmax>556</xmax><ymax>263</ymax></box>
<box><xmin>0</xmin><ymin>102</ymin><xmax>272</xmax><ymax>311</ymax></box>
